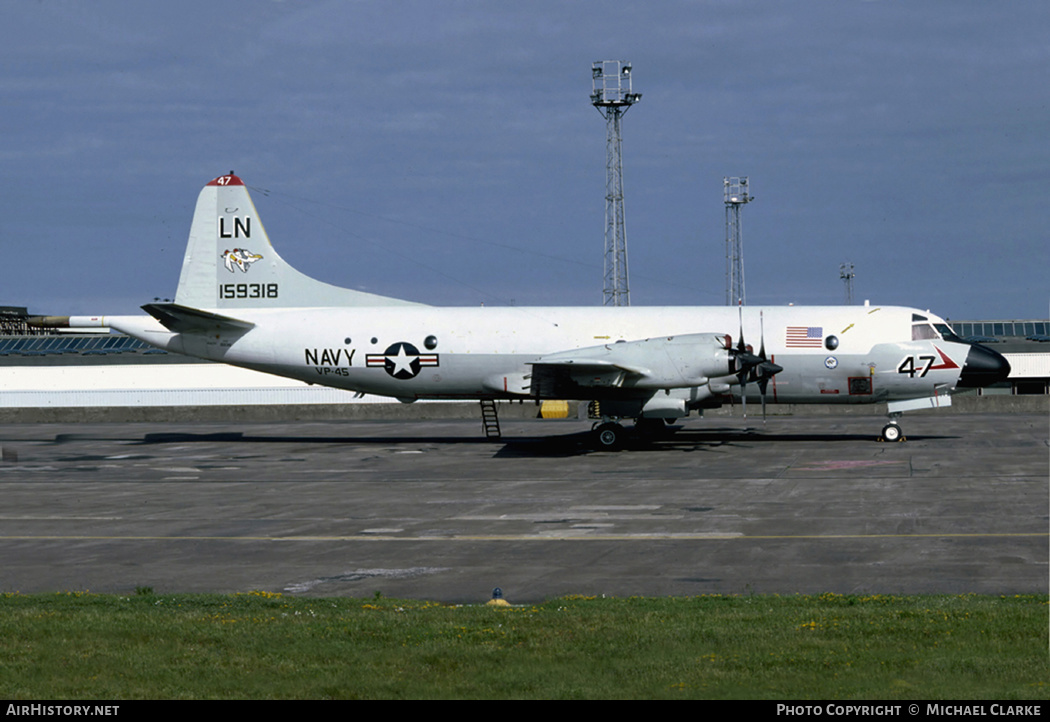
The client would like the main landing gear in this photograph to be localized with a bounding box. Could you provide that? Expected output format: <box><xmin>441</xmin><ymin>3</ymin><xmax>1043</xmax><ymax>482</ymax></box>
<box><xmin>593</xmin><ymin>421</ymin><xmax>626</xmax><ymax>452</ymax></box>
<box><xmin>591</xmin><ymin>417</ymin><xmax>676</xmax><ymax>451</ymax></box>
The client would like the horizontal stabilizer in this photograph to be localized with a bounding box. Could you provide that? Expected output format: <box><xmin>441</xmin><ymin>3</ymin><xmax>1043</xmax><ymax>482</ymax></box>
<box><xmin>142</xmin><ymin>303</ymin><xmax>255</xmax><ymax>334</ymax></box>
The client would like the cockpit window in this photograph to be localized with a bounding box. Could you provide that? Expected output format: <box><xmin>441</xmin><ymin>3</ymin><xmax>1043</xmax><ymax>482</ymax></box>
<box><xmin>934</xmin><ymin>323</ymin><xmax>964</xmax><ymax>343</ymax></box>
<box><xmin>911</xmin><ymin>313</ymin><xmax>928</xmax><ymax>322</ymax></box>
<box><xmin>912</xmin><ymin>324</ymin><xmax>939</xmax><ymax>341</ymax></box>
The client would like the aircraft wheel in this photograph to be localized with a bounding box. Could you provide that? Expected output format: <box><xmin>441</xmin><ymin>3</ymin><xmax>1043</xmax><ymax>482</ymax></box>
<box><xmin>594</xmin><ymin>422</ymin><xmax>625</xmax><ymax>452</ymax></box>
<box><xmin>880</xmin><ymin>423</ymin><xmax>904</xmax><ymax>443</ymax></box>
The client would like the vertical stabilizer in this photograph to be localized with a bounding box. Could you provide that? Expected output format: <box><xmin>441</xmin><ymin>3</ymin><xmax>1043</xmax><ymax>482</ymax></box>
<box><xmin>175</xmin><ymin>173</ymin><xmax>423</xmax><ymax>309</ymax></box>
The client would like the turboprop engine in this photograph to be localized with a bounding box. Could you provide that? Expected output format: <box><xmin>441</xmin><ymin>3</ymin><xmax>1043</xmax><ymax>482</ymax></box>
<box><xmin>529</xmin><ymin>332</ymin><xmax>737</xmax><ymax>391</ymax></box>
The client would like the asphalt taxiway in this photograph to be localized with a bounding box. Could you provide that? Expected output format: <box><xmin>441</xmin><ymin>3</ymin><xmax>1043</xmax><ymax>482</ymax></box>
<box><xmin>0</xmin><ymin>413</ymin><xmax>1046</xmax><ymax>602</ymax></box>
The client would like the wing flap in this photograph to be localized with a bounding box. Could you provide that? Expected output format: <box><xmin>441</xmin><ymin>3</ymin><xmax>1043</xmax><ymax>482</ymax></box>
<box><xmin>530</xmin><ymin>360</ymin><xmax>648</xmax><ymax>386</ymax></box>
<box><xmin>528</xmin><ymin>353</ymin><xmax>652</xmax><ymax>394</ymax></box>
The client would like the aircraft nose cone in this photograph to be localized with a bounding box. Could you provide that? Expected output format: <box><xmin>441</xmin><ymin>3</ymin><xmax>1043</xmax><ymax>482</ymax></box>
<box><xmin>957</xmin><ymin>343</ymin><xmax>1011</xmax><ymax>388</ymax></box>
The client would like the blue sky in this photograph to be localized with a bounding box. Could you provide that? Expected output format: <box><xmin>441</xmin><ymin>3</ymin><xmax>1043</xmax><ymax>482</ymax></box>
<box><xmin>2</xmin><ymin>1</ymin><xmax>1047</xmax><ymax>320</ymax></box>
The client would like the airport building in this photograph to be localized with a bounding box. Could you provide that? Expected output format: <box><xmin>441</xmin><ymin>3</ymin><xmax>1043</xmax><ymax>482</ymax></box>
<box><xmin>948</xmin><ymin>318</ymin><xmax>1050</xmax><ymax>395</ymax></box>
<box><xmin>1</xmin><ymin>306</ymin><xmax>1047</xmax><ymax>412</ymax></box>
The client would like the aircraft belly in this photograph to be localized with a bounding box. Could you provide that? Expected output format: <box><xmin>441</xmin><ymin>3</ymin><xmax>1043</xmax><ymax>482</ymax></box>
<box><xmin>339</xmin><ymin>353</ymin><xmax>535</xmax><ymax>399</ymax></box>
<box><xmin>256</xmin><ymin>343</ymin><xmax>940</xmax><ymax>406</ymax></box>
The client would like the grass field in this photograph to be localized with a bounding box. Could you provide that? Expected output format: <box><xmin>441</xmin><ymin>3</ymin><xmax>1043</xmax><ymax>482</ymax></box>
<box><xmin>1</xmin><ymin>591</ymin><xmax>1046</xmax><ymax>699</ymax></box>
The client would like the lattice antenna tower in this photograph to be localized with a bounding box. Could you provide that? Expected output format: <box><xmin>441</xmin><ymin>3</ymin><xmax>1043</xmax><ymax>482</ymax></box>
<box><xmin>724</xmin><ymin>177</ymin><xmax>753</xmax><ymax>306</ymax></box>
<box><xmin>840</xmin><ymin>261</ymin><xmax>856</xmax><ymax>305</ymax></box>
<box><xmin>591</xmin><ymin>60</ymin><xmax>641</xmax><ymax>306</ymax></box>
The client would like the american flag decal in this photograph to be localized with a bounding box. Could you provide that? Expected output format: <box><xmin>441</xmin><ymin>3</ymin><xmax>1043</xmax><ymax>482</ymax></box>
<box><xmin>786</xmin><ymin>326</ymin><xmax>824</xmax><ymax>348</ymax></box>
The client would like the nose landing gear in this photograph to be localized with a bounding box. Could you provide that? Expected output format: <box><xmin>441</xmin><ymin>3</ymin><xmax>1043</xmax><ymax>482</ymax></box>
<box><xmin>879</xmin><ymin>413</ymin><xmax>905</xmax><ymax>443</ymax></box>
<box><xmin>880</xmin><ymin>423</ymin><xmax>904</xmax><ymax>442</ymax></box>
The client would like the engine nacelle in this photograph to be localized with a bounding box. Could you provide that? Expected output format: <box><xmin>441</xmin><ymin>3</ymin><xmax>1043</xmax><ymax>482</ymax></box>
<box><xmin>584</xmin><ymin>333</ymin><xmax>734</xmax><ymax>389</ymax></box>
<box><xmin>529</xmin><ymin>332</ymin><xmax>738</xmax><ymax>400</ymax></box>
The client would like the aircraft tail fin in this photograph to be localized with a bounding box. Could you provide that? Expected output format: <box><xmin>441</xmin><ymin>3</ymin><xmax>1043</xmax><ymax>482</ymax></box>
<box><xmin>175</xmin><ymin>173</ymin><xmax>423</xmax><ymax>309</ymax></box>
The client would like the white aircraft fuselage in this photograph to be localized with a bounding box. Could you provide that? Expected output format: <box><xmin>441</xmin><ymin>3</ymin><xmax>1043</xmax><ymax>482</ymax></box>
<box><xmin>104</xmin><ymin>304</ymin><xmax>973</xmax><ymax>405</ymax></box>
<box><xmin>72</xmin><ymin>173</ymin><xmax>1009</xmax><ymax>446</ymax></box>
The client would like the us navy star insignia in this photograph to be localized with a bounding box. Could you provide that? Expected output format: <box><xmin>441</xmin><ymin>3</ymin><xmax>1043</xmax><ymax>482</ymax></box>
<box><xmin>365</xmin><ymin>342</ymin><xmax>439</xmax><ymax>380</ymax></box>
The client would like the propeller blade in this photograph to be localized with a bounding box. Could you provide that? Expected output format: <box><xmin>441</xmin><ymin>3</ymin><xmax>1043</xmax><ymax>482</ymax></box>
<box><xmin>729</xmin><ymin>307</ymin><xmax>786</xmax><ymax>424</ymax></box>
<box><xmin>758</xmin><ymin>311</ymin><xmax>767</xmax><ymax>363</ymax></box>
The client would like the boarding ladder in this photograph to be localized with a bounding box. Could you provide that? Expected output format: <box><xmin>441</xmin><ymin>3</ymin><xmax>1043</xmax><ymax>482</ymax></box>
<box><xmin>480</xmin><ymin>399</ymin><xmax>501</xmax><ymax>439</ymax></box>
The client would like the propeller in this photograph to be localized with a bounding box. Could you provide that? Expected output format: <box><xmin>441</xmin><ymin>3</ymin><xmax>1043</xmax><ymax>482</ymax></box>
<box><xmin>728</xmin><ymin>308</ymin><xmax>784</xmax><ymax>422</ymax></box>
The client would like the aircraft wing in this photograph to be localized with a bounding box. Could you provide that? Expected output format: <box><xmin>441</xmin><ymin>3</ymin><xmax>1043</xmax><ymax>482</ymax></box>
<box><xmin>527</xmin><ymin>333</ymin><xmax>734</xmax><ymax>396</ymax></box>
<box><xmin>529</xmin><ymin>356</ymin><xmax>649</xmax><ymax>396</ymax></box>
<box><xmin>141</xmin><ymin>303</ymin><xmax>255</xmax><ymax>334</ymax></box>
